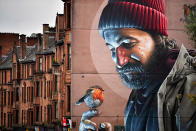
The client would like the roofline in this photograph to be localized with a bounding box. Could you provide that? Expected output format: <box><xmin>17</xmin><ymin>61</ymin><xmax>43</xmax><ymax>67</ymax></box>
<box><xmin>20</xmin><ymin>60</ymin><xmax>36</xmax><ymax>64</ymax></box>
<box><xmin>36</xmin><ymin>51</ymin><xmax>55</xmax><ymax>55</ymax></box>
<box><xmin>0</xmin><ymin>67</ymin><xmax>12</xmax><ymax>70</ymax></box>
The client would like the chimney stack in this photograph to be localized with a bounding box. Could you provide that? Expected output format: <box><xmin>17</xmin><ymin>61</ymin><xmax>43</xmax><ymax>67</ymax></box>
<box><xmin>0</xmin><ymin>46</ymin><xmax>2</xmax><ymax>64</ymax></box>
<box><xmin>36</xmin><ymin>33</ymin><xmax>42</xmax><ymax>51</ymax></box>
<box><xmin>19</xmin><ymin>34</ymin><xmax>26</xmax><ymax>59</ymax></box>
<box><xmin>43</xmin><ymin>24</ymin><xmax>49</xmax><ymax>50</ymax></box>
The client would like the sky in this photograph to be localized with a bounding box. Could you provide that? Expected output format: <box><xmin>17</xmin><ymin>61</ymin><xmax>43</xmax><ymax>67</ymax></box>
<box><xmin>0</xmin><ymin>0</ymin><xmax>64</xmax><ymax>36</ymax></box>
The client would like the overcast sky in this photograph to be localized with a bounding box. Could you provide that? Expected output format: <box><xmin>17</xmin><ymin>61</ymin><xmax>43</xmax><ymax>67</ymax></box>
<box><xmin>0</xmin><ymin>0</ymin><xmax>64</xmax><ymax>36</ymax></box>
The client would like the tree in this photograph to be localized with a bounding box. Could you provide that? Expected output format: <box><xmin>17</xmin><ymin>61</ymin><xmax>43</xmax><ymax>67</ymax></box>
<box><xmin>184</xmin><ymin>4</ymin><xmax>196</xmax><ymax>47</ymax></box>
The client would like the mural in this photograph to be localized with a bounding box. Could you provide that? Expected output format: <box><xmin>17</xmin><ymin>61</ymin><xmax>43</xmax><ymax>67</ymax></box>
<box><xmin>73</xmin><ymin>0</ymin><xmax>196</xmax><ymax>131</ymax></box>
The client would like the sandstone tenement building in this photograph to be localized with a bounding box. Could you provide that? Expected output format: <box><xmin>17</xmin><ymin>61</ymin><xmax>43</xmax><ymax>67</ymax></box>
<box><xmin>0</xmin><ymin>0</ymin><xmax>71</xmax><ymax>130</ymax></box>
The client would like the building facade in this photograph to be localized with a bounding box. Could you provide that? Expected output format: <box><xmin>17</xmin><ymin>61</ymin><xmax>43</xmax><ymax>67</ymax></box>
<box><xmin>0</xmin><ymin>0</ymin><xmax>71</xmax><ymax>130</ymax></box>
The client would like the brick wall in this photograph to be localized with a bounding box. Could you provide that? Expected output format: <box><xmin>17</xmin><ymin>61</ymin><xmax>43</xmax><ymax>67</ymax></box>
<box><xmin>0</xmin><ymin>33</ymin><xmax>19</xmax><ymax>55</ymax></box>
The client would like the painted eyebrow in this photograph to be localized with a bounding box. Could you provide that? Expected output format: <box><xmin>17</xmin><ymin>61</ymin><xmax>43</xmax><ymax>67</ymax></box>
<box><xmin>117</xmin><ymin>36</ymin><xmax>138</xmax><ymax>44</ymax></box>
<box><xmin>105</xmin><ymin>43</ymin><xmax>111</xmax><ymax>46</ymax></box>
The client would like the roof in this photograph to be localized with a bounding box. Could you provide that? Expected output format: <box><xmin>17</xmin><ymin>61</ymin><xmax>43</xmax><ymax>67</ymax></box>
<box><xmin>36</xmin><ymin>36</ymin><xmax>55</xmax><ymax>55</ymax></box>
<box><xmin>0</xmin><ymin>35</ymin><xmax>55</xmax><ymax>69</ymax></box>
<box><xmin>0</xmin><ymin>50</ymin><xmax>13</xmax><ymax>69</ymax></box>
<box><xmin>20</xmin><ymin>45</ymin><xmax>36</xmax><ymax>63</ymax></box>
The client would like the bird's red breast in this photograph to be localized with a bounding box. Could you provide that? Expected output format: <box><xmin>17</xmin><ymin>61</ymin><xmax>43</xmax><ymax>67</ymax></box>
<box><xmin>92</xmin><ymin>89</ymin><xmax>104</xmax><ymax>102</ymax></box>
<box><xmin>184</xmin><ymin>5</ymin><xmax>190</xmax><ymax>16</ymax></box>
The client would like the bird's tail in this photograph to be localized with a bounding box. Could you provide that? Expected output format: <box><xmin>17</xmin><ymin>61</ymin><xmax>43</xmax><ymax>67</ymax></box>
<box><xmin>75</xmin><ymin>95</ymin><xmax>86</xmax><ymax>105</ymax></box>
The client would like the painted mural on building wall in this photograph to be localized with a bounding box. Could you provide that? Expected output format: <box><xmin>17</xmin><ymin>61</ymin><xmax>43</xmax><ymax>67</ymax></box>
<box><xmin>73</xmin><ymin>0</ymin><xmax>196</xmax><ymax>131</ymax></box>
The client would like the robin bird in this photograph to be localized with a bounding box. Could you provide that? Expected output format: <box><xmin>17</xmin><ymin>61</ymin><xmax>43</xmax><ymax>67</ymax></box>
<box><xmin>75</xmin><ymin>85</ymin><xmax>104</xmax><ymax>109</ymax></box>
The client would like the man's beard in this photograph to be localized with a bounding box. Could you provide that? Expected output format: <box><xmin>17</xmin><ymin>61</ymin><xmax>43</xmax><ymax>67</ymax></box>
<box><xmin>116</xmin><ymin>46</ymin><xmax>168</xmax><ymax>90</ymax></box>
<box><xmin>116</xmin><ymin>62</ymin><xmax>148</xmax><ymax>89</ymax></box>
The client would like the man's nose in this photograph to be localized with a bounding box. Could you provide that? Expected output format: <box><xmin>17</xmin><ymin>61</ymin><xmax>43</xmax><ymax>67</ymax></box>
<box><xmin>117</xmin><ymin>46</ymin><xmax>129</xmax><ymax>67</ymax></box>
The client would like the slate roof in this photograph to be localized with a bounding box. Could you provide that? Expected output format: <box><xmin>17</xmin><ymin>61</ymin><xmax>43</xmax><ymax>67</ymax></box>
<box><xmin>19</xmin><ymin>45</ymin><xmax>36</xmax><ymax>63</ymax></box>
<box><xmin>0</xmin><ymin>50</ymin><xmax>13</xmax><ymax>69</ymax></box>
<box><xmin>0</xmin><ymin>35</ymin><xmax>56</xmax><ymax>69</ymax></box>
<box><xmin>0</xmin><ymin>45</ymin><xmax>37</xmax><ymax>69</ymax></box>
<box><xmin>36</xmin><ymin>36</ymin><xmax>55</xmax><ymax>55</ymax></box>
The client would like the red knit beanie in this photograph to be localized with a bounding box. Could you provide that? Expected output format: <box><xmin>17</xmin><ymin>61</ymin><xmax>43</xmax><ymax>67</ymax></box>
<box><xmin>98</xmin><ymin>0</ymin><xmax>168</xmax><ymax>37</ymax></box>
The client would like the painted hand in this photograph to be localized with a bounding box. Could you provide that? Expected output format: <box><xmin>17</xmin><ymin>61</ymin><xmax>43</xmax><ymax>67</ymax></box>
<box><xmin>79</xmin><ymin>109</ymin><xmax>98</xmax><ymax>131</ymax></box>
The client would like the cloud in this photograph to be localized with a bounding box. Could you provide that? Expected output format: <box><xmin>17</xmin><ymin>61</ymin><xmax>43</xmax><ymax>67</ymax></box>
<box><xmin>0</xmin><ymin>0</ymin><xmax>64</xmax><ymax>36</ymax></box>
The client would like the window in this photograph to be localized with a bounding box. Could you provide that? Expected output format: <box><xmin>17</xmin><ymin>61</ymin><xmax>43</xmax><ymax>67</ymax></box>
<box><xmin>27</xmin><ymin>64</ymin><xmax>30</xmax><ymax>77</ymax></box>
<box><xmin>47</xmin><ymin>105</ymin><xmax>52</xmax><ymax>123</ymax></box>
<box><xmin>4</xmin><ymin>113</ymin><xmax>6</xmax><ymax>126</ymax></box>
<box><xmin>11</xmin><ymin>91</ymin><xmax>13</xmax><ymax>105</ymax></box>
<box><xmin>30</xmin><ymin>111</ymin><xmax>33</xmax><ymax>126</ymax></box>
<box><xmin>50</xmin><ymin>81</ymin><xmax>52</xmax><ymax>98</ymax></box>
<box><xmin>41</xmin><ymin>81</ymin><xmax>42</xmax><ymax>97</ymax></box>
<box><xmin>2</xmin><ymin>71</ymin><xmax>3</xmax><ymax>84</ymax></box>
<box><xmin>22</xmin><ymin>88</ymin><xmax>24</xmax><ymax>103</ymax></box>
<box><xmin>22</xmin><ymin>110</ymin><xmax>24</xmax><ymax>125</ymax></box>
<box><xmin>55</xmin><ymin>75</ymin><xmax>58</xmax><ymax>93</ymax></box>
<box><xmin>59</xmin><ymin>47</ymin><xmax>61</xmax><ymax>62</ymax></box>
<box><xmin>55</xmin><ymin>48</ymin><xmax>57</xmax><ymax>62</ymax></box>
<box><xmin>61</xmin><ymin>101</ymin><xmax>64</xmax><ymax>117</ymax></box>
<box><xmin>41</xmin><ymin>106</ymin><xmax>42</xmax><ymax>122</ymax></box>
<box><xmin>13</xmin><ymin>64</ymin><xmax>16</xmax><ymax>79</ymax></box>
<box><xmin>24</xmin><ymin>64</ymin><xmax>26</xmax><ymax>78</ymax></box>
<box><xmin>39</xmin><ymin>57</ymin><xmax>42</xmax><ymax>71</ymax></box>
<box><xmin>8</xmin><ymin>91</ymin><xmax>10</xmax><ymax>105</ymax></box>
<box><xmin>36</xmin><ymin>106</ymin><xmax>39</xmax><ymax>122</ymax></box>
<box><xmin>4</xmin><ymin>91</ymin><xmax>6</xmax><ymax>106</ymax></box>
<box><xmin>24</xmin><ymin>87</ymin><xmax>26</xmax><ymax>103</ymax></box>
<box><xmin>31</xmin><ymin>64</ymin><xmax>35</xmax><ymax>75</ymax></box>
<box><xmin>27</xmin><ymin>87</ymin><xmax>29</xmax><ymax>102</ymax></box>
<box><xmin>36</xmin><ymin>81</ymin><xmax>40</xmax><ymax>97</ymax></box>
<box><xmin>5</xmin><ymin>71</ymin><xmax>6</xmax><ymax>84</ymax></box>
<box><xmin>15</xmin><ymin>110</ymin><xmax>19</xmax><ymax>124</ymax></box>
<box><xmin>0</xmin><ymin>71</ymin><xmax>1</xmax><ymax>84</ymax></box>
<box><xmin>31</xmin><ymin>87</ymin><xmax>33</xmax><ymax>102</ymax></box>
<box><xmin>23</xmin><ymin>83</ymin><xmax>26</xmax><ymax>103</ymax></box>
<box><xmin>10</xmin><ymin>70</ymin><xmax>12</xmax><ymax>82</ymax></box>
<box><xmin>67</xmin><ymin>44</ymin><xmax>71</xmax><ymax>70</ymax></box>
<box><xmin>23</xmin><ymin>64</ymin><xmax>25</xmax><ymax>78</ymax></box>
<box><xmin>45</xmin><ymin>56</ymin><xmax>46</xmax><ymax>72</ymax></box>
<box><xmin>47</xmin><ymin>56</ymin><xmax>50</xmax><ymax>71</ymax></box>
<box><xmin>44</xmin><ymin>107</ymin><xmax>46</xmax><ymax>122</ymax></box>
<box><xmin>1</xmin><ymin>91</ymin><xmax>3</xmax><ymax>106</ymax></box>
<box><xmin>67</xmin><ymin>85</ymin><xmax>71</xmax><ymax>112</ymax></box>
<box><xmin>44</xmin><ymin>80</ymin><xmax>46</xmax><ymax>98</ymax></box>
<box><xmin>55</xmin><ymin>102</ymin><xmax>58</xmax><ymax>119</ymax></box>
<box><xmin>16</xmin><ymin>88</ymin><xmax>19</xmax><ymax>101</ymax></box>
<box><xmin>8</xmin><ymin>113</ymin><xmax>12</xmax><ymax>128</ymax></box>
<box><xmin>1</xmin><ymin>112</ymin><xmax>3</xmax><ymax>125</ymax></box>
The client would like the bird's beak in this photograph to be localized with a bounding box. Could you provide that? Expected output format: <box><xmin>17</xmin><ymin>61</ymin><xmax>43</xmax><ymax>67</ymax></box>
<box><xmin>101</xmin><ymin>88</ymin><xmax>104</xmax><ymax>91</ymax></box>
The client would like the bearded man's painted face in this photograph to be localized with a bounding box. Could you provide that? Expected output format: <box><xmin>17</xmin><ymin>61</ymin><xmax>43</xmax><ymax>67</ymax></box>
<box><xmin>103</xmin><ymin>28</ymin><xmax>157</xmax><ymax>89</ymax></box>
